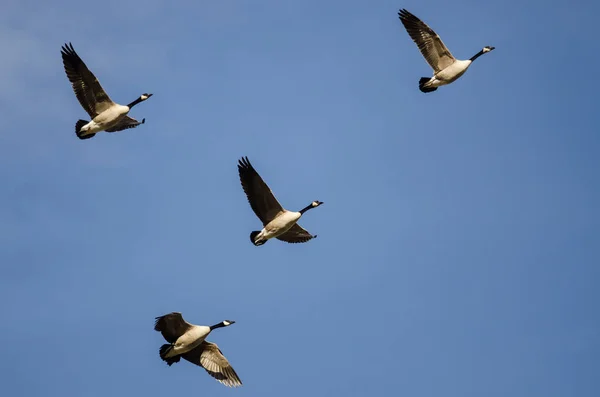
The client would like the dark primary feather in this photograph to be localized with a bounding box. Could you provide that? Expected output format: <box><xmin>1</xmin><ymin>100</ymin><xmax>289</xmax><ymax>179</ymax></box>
<box><xmin>398</xmin><ymin>9</ymin><xmax>455</xmax><ymax>72</ymax></box>
<box><xmin>154</xmin><ymin>312</ymin><xmax>192</xmax><ymax>343</ymax></box>
<box><xmin>182</xmin><ymin>341</ymin><xmax>242</xmax><ymax>388</ymax></box>
<box><xmin>276</xmin><ymin>223</ymin><xmax>316</xmax><ymax>244</ymax></box>
<box><xmin>237</xmin><ymin>156</ymin><xmax>284</xmax><ymax>225</ymax></box>
<box><xmin>61</xmin><ymin>42</ymin><xmax>114</xmax><ymax>117</ymax></box>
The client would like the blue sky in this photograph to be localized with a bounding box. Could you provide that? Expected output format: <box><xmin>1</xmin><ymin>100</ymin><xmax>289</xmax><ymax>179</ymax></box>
<box><xmin>0</xmin><ymin>0</ymin><xmax>598</xmax><ymax>395</ymax></box>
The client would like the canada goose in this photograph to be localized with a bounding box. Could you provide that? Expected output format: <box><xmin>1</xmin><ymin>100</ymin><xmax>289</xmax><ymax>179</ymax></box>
<box><xmin>154</xmin><ymin>312</ymin><xmax>242</xmax><ymax>388</ymax></box>
<box><xmin>237</xmin><ymin>156</ymin><xmax>323</xmax><ymax>246</ymax></box>
<box><xmin>60</xmin><ymin>42</ymin><xmax>153</xmax><ymax>139</ymax></box>
<box><xmin>398</xmin><ymin>9</ymin><xmax>495</xmax><ymax>93</ymax></box>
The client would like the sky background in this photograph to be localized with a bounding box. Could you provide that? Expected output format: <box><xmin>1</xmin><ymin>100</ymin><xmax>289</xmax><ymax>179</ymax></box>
<box><xmin>0</xmin><ymin>0</ymin><xmax>598</xmax><ymax>396</ymax></box>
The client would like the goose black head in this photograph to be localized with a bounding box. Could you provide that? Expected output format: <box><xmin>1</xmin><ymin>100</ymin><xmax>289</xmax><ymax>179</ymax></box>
<box><xmin>300</xmin><ymin>200</ymin><xmax>324</xmax><ymax>214</ymax></box>
<box><xmin>470</xmin><ymin>46</ymin><xmax>495</xmax><ymax>62</ymax></box>
<box><xmin>210</xmin><ymin>320</ymin><xmax>236</xmax><ymax>330</ymax></box>
<box><xmin>127</xmin><ymin>93</ymin><xmax>153</xmax><ymax>108</ymax></box>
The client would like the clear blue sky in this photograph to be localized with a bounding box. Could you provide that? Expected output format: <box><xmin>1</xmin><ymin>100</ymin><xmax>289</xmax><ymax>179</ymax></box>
<box><xmin>0</xmin><ymin>0</ymin><xmax>598</xmax><ymax>396</ymax></box>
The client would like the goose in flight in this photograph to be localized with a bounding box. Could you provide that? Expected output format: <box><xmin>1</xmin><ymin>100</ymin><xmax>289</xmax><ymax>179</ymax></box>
<box><xmin>398</xmin><ymin>9</ymin><xmax>495</xmax><ymax>93</ymax></box>
<box><xmin>60</xmin><ymin>42</ymin><xmax>153</xmax><ymax>139</ymax></box>
<box><xmin>154</xmin><ymin>312</ymin><xmax>242</xmax><ymax>388</ymax></box>
<box><xmin>237</xmin><ymin>156</ymin><xmax>323</xmax><ymax>246</ymax></box>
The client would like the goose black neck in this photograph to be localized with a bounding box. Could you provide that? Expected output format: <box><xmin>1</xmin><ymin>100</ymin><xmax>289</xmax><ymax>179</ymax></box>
<box><xmin>299</xmin><ymin>204</ymin><xmax>314</xmax><ymax>214</ymax></box>
<box><xmin>470</xmin><ymin>50</ymin><xmax>485</xmax><ymax>62</ymax></box>
<box><xmin>210</xmin><ymin>322</ymin><xmax>227</xmax><ymax>330</ymax></box>
<box><xmin>126</xmin><ymin>97</ymin><xmax>143</xmax><ymax>108</ymax></box>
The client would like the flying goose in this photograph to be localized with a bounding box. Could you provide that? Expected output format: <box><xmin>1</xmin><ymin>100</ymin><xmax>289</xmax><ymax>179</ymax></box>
<box><xmin>154</xmin><ymin>312</ymin><xmax>242</xmax><ymax>388</ymax></box>
<box><xmin>398</xmin><ymin>9</ymin><xmax>495</xmax><ymax>93</ymax></box>
<box><xmin>60</xmin><ymin>42</ymin><xmax>153</xmax><ymax>140</ymax></box>
<box><xmin>238</xmin><ymin>156</ymin><xmax>323</xmax><ymax>246</ymax></box>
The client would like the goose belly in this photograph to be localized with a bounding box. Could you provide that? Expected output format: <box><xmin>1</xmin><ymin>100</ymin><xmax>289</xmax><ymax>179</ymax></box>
<box><xmin>435</xmin><ymin>60</ymin><xmax>471</xmax><ymax>83</ymax></box>
<box><xmin>88</xmin><ymin>106</ymin><xmax>130</xmax><ymax>132</ymax></box>
<box><xmin>261</xmin><ymin>211</ymin><xmax>301</xmax><ymax>239</ymax></box>
<box><xmin>170</xmin><ymin>326</ymin><xmax>210</xmax><ymax>356</ymax></box>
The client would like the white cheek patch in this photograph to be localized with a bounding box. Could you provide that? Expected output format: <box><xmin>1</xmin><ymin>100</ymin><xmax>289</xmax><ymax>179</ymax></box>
<box><xmin>223</xmin><ymin>321</ymin><xmax>231</xmax><ymax>326</ymax></box>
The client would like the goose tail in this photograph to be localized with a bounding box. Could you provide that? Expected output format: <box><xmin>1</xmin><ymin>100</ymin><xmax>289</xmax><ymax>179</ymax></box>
<box><xmin>250</xmin><ymin>231</ymin><xmax>266</xmax><ymax>246</ymax></box>
<box><xmin>419</xmin><ymin>77</ymin><xmax>437</xmax><ymax>93</ymax></box>
<box><xmin>75</xmin><ymin>120</ymin><xmax>95</xmax><ymax>140</ymax></box>
<box><xmin>159</xmin><ymin>344</ymin><xmax>180</xmax><ymax>366</ymax></box>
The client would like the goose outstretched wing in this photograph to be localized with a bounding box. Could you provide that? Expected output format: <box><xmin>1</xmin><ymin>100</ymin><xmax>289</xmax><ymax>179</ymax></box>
<box><xmin>238</xmin><ymin>156</ymin><xmax>285</xmax><ymax>225</ymax></box>
<box><xmin>105</xmin><ymin>116</ymin><xmax>145</xmax><ymax>132</ymax></box>
<box><xmin>398</xmin><ymin>9</ymin><xmax>456</xmax><ymax>72</ymax></box>
<box><xmin>61</xmin><ymin>42</ymin><xmax>115</xmax><ymax>117</ymax></box>
<box><xmin>154</xmin><ymin>312</ymin><xmax>192</xmax><ymax>343</ymax></box>
<box><xmin>276</xmin><ymin>224</ymin><xmax>316</xmax><ymax>244</ymax></box>
<box><xmin>182</xmin><ymin>341</ymin><xmax>242</xmax><ymax>387</ymax></box>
